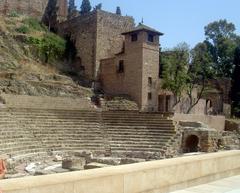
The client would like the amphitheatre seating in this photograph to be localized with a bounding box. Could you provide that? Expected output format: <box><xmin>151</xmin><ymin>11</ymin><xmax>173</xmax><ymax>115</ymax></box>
<box><xmin>102</xmin><ymin>111</ymin><xmax>177</xmax><ymax>158</ymax></box>
<box><xmin>6</xmin><ymin>108</ymin><xmax>105</xmax><ymax>156</ymax></box>
<box><xmin>0</xmin><ymin>95</ymin><xmax>177</xmax><ymax>161</ymax></box>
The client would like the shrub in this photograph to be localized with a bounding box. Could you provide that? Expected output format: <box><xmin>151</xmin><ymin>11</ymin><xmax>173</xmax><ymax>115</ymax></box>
<box><xmin>23</xmin><ymin>18</ymin><xmax>45</xmax><ymax>31</ymax></box>
<box><xmin>16</xmin><ymin>25</ymin><xmax>30</xmax><ymax>34</ymax></box>
<box><xmin>27</xmin><ymin>33</ymin><xmax>66</xmax><ymax>63</ymax></box>
<box><xmin>40</xmin><ymin>33</ymin><xmax>66</xmax><ymax>63</ymax></box>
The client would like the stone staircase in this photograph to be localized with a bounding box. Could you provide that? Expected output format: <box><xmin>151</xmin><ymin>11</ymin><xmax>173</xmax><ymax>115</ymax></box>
<box><xmin>0</xmin><ymin>107</ymin><xmax>178</xmax><ymax>161</ymax></box>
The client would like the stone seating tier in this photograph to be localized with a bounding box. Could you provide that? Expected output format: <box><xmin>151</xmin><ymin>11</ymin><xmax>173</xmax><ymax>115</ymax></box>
<box><xmin>0</xmin><ymin>108</ymin><xmax>177</xmax><ymax>161</ymax></box>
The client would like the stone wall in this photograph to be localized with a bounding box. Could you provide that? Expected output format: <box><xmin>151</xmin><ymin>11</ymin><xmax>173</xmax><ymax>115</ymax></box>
<box><xmin>1</xmin><ymin>151</ymin><xmax>240</xmax><ymax>193</ymax></box>
<box><xmin>0</xmin><ymin>0</ymin><xmax>48</xmax><ymax>17</ymax></box>
<box><xmin>59</xmin><ymin>12</ymin><xmax>98</xmax><ymax>80</ymax></box>
<box><xmin>58</xmin><ymin>10</ymin><xmax>134</xmax><ymax>80</ymax></box>
<box><xmin>95</xmin><ymin>11</ymin><xmax>135</xmax><ymax>78</ymax></box>
<box><xmin>0</xmin><ymin>0</ymin><xmax>67</xmax><ymax>20</ymax></box>
<box><xmin>179</xmin><ymin>121</ymin><xmax>219</xmax><ymax>152</ymax></box>
<box><xmin>174</xmin><ymin>113</ymin><xmax>226</xmax><ymax>131</ymax></box>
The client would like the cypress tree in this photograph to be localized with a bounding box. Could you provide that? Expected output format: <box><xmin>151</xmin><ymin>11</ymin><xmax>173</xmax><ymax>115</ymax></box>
<box><xmin>95</xmin><ymin>3</ymin><xmax>102</xmax><ymax>10</ymax></box>
<box><xmin>231</xmin><ymin>46</ymin><xmax>240</xmax><ymax>117</ymax></box>
<box><xmin>80</xmin><ymin>0</ymin><xmax>92</xmax><ymax>14</ymax></box>
<box><xmin>42</xmin><ymin>0</ymin><xmax>58</xmax><ymax>31</ymax></box>
<box><xmin>116</xmin><ymin>6</ymin><xmax>121</xmax><ymax>15</ymax></box>
<box><xmin>68</xmin><ymin>0</ymin><xmax>76</xmax><ymax>14</ymax></box>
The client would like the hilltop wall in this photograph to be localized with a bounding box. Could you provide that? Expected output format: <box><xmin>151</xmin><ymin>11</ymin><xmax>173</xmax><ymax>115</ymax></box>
<box><xmin>0</xmin><ymin>0</ymin><xmax>67</xmax><ymax>19</ymax></box>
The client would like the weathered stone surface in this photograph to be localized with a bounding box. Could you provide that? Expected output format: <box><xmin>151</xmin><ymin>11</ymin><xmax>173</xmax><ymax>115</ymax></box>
<box><xmin>179</xmin><ymin>121</ymin><xmax>219</xmax><ymax>153</ymax></box>
<box><xmin>62</xmin><ymin>157</ymin><xmax>86</xmax><ymax>170</ymax></box>
<box><xmin>225</xmin><ymin>119</ymin><xmax>240</xmax><ymax>133</ymax></box>
<box><xmin>0</xmin><ymin>0</ymin><xmax>67</xmax><ymax>20</ymax></box>
<box><xmin>179</xmin><ymin>121</ymin><xmax>204</xmax><ymax>128</ymax></box>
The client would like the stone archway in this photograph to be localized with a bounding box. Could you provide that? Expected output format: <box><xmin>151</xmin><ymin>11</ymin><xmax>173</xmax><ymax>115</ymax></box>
<box><xmin>184</xmin><ymin>135</ymin><xmax>199</xmax><ymax>153</ymax></box>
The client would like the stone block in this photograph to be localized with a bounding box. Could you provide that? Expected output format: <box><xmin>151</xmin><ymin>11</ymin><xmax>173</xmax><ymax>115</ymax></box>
<box><xmin>62</xmin><ymin>157</ymin><xmax>86</xmax><ymax>170</ymax></box>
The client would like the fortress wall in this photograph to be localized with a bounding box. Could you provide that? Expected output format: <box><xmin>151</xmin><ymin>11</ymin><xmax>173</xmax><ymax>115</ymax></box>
<box><xmin>59</xmin><ymin>12</ymin><xmax>98</xmax><ymax>80</ymax></box>
<box><xmin>0</xmin><ymin>0</ymin><xmax>67</xmax><ymax>20</ymax></box>
<box><xmin>58</xmin><ymin>10</ymin><xmax>134</xmax><ymax>80</ymax></box>
<box><xmin>1</xmin><ymin>151</ymin><xmax>240</xmax><ymax>193</ymax></box>
<box><xmin>0</xmin><ymin>0</ymin><xmax>48</xmax><ymax>18</ymax></box>
<box><xmin>95</xmin><ymin>10</ymin><xmax>134</xmax><ymax>77</ymax></box>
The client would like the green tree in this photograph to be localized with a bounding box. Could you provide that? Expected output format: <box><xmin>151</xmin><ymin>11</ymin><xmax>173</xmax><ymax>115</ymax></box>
<box><xmin>80</xmin><ymin>0</ymin><xmax>92</xmax><ymax>14</ymax></box>
<box><xmin>231</xmin><ymin>46</ymin><xmax>240</xmax><ymax>117</ymax></box>
<box><xmin>205</xmin><ymin>19</ymin><xmax>236</xmax><ymax>43</ymax></box>
<box><xmin>186</xmin><ymin>42</ymin><xmax>214</xmax><ymax>113</ymax></box>
<box><xmin>42</xmin><ymin>0</ymin><xmax>58</xmax><ymax>31</ymax></box>
<box><xmin>161</xmin><ymin>43</ymin><xmax>190</xmax><ymax>107</ymax></box>
<box><xmin>204</xmin><ymin>19</ymin><xmax>239</xmax><ymax>77</ymax></box>
<box><xmin>116</xmin><ymin>6</ymin><xmax>121</xmax><ymax>15</ymax></box>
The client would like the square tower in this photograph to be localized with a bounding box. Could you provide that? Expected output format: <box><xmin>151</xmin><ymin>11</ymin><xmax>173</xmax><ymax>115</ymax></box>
<box><xmin>100</xmin><ymin>23</ymin><xmax>163</xmax><ymax>111</ymax></box>
<box><xmin>122</xmin><ymin>23</ymin><xmax>163</xmax><ymax>111</ymax></box>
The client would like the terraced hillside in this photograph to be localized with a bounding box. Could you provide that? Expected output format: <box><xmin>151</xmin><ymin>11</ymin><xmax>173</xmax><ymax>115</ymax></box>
<box><xmin>0</xmin><ymin>14</ymin><xmax>92</xmax><ymax>98</ymax></box>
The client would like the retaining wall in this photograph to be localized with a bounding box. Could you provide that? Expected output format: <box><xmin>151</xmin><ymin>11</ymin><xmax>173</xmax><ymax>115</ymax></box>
<box><xmin>174</xmin><ymin>113</ymin><xmax>226</xmax><ymax>131</ymax></box>
<box><xmin>0</xmin><ymin>151</ymin><xmax>240</xmax><ymax>193</ymax></box>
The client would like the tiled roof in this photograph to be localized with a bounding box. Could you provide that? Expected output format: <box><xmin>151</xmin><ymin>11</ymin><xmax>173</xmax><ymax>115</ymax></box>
<box><xmin>122</xmin><ymin>23</ymin><xmax>164</xmax><ymax>36</ymax></box>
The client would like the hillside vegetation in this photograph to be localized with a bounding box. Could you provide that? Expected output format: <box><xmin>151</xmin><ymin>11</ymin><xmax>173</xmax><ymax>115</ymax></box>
<box><xmin>0</xmin><ymin>14</ymin><xmax>92</xmax><ymax>98</ymax></box>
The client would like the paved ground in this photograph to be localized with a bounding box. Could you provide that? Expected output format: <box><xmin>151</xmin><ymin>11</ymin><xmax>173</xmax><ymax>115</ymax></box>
<box><xmin>171</xmin><ymin>175</ymin><xmax>240</xmax><ymax>193</ymax></box>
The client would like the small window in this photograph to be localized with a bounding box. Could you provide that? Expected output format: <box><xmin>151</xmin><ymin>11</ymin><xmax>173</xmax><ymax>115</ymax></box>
<box><xmin>148</xmin><ymin>92</ymin><xmax>152</xmax><ymax>100</ymax></box>
<box><xmin>117</xmin><ymin>60</ymin><xmax>124</xmax><ymax>73</ymax></box>
<box><xmin>148</xmin><ymin>34</ymin><xmax>154</xmax><ymax>42</ymax></box>
<box><xmin>131</xmin><ymin>33</ymin><xmax>138</xmax><ymax>42</ymax></box>
<box><xmin>148</xmin><ymin>77</ymin><xmax>152</xmax><ymax>86</ymax></box>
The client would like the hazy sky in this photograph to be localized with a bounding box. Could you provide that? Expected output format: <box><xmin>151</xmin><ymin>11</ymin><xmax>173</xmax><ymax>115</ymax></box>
<box><xmin>76</xmin><ymin>0</ymin><xmax>240</xmax><ymax>49</ymax></box>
